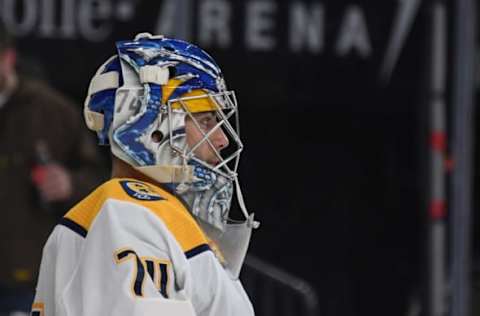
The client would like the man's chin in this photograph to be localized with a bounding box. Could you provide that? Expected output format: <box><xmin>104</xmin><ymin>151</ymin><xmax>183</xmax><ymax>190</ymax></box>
<box><xmin>208</xmin><ymin>159</ymin><xmax>221</xmax><ymax>166</ymax></box>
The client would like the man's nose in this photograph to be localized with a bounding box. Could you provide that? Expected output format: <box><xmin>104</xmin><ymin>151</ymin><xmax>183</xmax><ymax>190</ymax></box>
<box><xmin>211</xmin><ymin>127</ymin><xmax>229</xmax><ymax>150</ymax></box>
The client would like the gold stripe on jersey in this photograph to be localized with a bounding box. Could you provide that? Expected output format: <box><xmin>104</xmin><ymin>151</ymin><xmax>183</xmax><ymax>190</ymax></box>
<box><xmin>64</xmin><ymin>178</ymin><xmax>208</xmax><ymax>253</ymax></box>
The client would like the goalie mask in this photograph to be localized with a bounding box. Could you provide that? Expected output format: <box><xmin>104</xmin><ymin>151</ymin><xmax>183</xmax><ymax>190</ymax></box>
<box><xmin>84</xmin><ymin>33</ymin><xmax>259</xmax><ymax>279</ymax></box>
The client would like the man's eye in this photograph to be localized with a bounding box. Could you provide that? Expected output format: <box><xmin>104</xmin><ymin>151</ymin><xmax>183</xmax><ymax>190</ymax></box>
<box><xmin>200</xmin><ymin>116</ymin><xmax>214</xmax><ymax>127</ymax></box>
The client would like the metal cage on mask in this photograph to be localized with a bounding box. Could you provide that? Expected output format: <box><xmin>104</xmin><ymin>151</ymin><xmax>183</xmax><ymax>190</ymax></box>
<box><xmin>167</xmin><ymin>90</ymin><xmax>242</xmax><ymax>182</ymax></box>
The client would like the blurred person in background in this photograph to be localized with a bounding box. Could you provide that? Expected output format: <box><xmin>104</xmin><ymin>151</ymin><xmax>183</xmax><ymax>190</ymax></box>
<box><xmin>0</xmin><ymin>23</ymin><xmax>106</xmax><ymax>315</ymax></box>
<box><xmin>32</xmin><ymin>33</ymin><xmax>257</xmax><ymax>316</ymax></box>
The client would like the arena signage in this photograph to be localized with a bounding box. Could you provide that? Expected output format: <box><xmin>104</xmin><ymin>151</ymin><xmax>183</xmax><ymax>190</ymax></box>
<box><xmin>0</xmin><ymin>0</ymin><xmax>421</xmax><ymax>71</ymax></box>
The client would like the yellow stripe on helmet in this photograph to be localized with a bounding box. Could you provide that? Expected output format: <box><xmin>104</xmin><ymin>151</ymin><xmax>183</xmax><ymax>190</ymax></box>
<box><xmin>162</xmin><ymin>79</ymin><xmax>217</xmax><ymax>113</ymax></box>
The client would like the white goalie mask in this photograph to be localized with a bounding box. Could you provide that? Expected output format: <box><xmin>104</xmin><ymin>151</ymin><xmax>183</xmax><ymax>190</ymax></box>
<box><xmin>83</xmin><ymin>33</ymin><xmax>259</xmax><ymax>279</ymax></box>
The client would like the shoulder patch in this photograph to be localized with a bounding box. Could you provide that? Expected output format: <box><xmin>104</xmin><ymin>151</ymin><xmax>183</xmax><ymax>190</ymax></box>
<box><xmin>120</xmin><ymin>180</ymin><xmax>164</xmax><ymax>201</ymax></box>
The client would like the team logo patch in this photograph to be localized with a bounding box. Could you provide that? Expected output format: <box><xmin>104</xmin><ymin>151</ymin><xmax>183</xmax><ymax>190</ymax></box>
<box><xmin>120</xmin><ymin>180</ymin><xmax>164</xmax><ymax>201</ymax></box>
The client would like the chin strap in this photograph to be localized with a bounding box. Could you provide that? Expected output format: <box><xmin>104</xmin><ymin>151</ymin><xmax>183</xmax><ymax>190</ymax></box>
<box><xmin>234</xmin><ymin>178</ymin><xmax>260</xmax><ymax>229</ymax></box>
<box><xmin>176</xmin><ymin>158</ymin><xmax>192</xmax><ymax>194</ymax></box>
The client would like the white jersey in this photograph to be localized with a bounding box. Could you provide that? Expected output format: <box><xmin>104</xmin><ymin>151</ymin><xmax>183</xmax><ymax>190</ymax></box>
<box><xmin>32</xmin><ymin>178</ymin><xmax>254</xmax><ymax>316</ymax></box>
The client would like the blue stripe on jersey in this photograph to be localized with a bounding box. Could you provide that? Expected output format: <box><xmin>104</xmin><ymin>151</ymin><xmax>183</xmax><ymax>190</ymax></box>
<box><xmin>59</xmin><ymin>217</ymin><xmax>88</xmax><ymax>238</ymax></box>
<box><xmin>185</xmin><ymin>243</ymin><xmax>211</xmax><ymax>259</ymax></box>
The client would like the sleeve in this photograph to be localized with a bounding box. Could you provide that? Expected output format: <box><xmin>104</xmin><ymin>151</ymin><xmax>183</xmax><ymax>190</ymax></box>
<box><xmin>60</xmin><ymin>199</ymin><xmax>196</xmax><ymax>316</ymax></box>
<box><xmin>32</xmin><ymin>225</ymin><xmax>85</xmax><ymax>316</ymax></box>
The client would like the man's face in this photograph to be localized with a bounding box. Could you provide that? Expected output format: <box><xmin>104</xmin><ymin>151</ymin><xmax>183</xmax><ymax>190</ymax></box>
<box><xmin>185</xmin><ymin>111</ymin><xmax>229</xmax><ymax>165</ymax></box>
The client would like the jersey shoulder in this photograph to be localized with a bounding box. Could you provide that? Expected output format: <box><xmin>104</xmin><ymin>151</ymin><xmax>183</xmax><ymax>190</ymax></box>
<box><xmin>63</xmin><ymin>178</ymin><xmax>209</xmax><ymax>253</ymax></box>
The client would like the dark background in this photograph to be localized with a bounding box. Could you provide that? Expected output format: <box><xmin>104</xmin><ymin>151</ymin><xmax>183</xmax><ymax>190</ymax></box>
<box><xmin>2</xmin><ymin>0</ymin><xmax>457</xmax><ymax>315</ymax></box>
